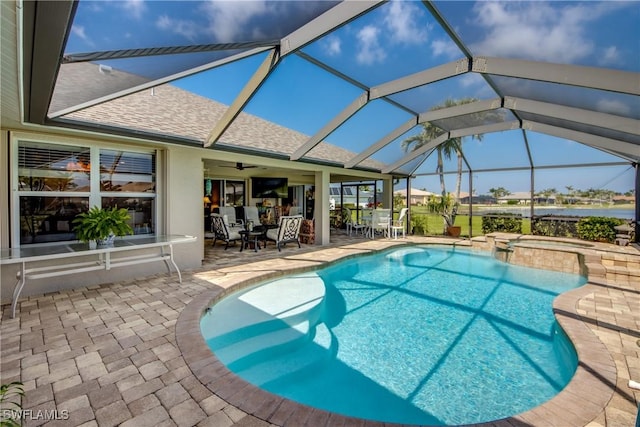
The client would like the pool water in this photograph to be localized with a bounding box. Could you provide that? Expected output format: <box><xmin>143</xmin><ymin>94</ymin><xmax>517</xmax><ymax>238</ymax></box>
<box><xmin>201</xmin><ymin>246</ymin><xmax>586</xmax><ymax>425</ymax></box>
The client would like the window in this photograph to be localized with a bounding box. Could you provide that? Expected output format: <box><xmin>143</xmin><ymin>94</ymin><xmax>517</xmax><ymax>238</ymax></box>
<box><xmin>100</xmin><ymin>150</ymin><xmax>156</xmax><ymax>235</ymax></box>
<box><xmin>15</xmin><ymin>140</ymin><xmax>156</xmax><ymax>245</ymax></box>
<box><xmin>224</xmin><ymin>180</ymin><xmax>245</xmax><ymax>206</ymax></box>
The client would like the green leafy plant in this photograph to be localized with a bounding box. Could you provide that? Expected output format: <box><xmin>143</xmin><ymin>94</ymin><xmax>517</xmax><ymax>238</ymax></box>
<box><xmin>72</xmin><ymin>206</ymin><xmax>133</xmax><ymax>243</ymax></box>
<box><xmin>482</xmin><ymin>213</ymin><xmax>523</xmax><ymax>234</ymax></box>
<box><xmin>532</xmin><ymin>215</ymin><xmax>579</xmax><ymax>237</ymax></box>
<box><xmin>1</xmin><ymin>381</ymin><xmax>24</xmax><ymax>427</ymax></box>
<box><xmin>577</xmin><ymin>216</ymin><xmax>624</xmax><ymax>243</ymax></box>
<box><xmin>427</xmin><ymin>193</ymin><xmax>458</xmax><ymax>234</ymax></box>
<box><xmin>411</xmin><ymin>214</ymin><xmax>429</xmax><ymax>236</ymax></box>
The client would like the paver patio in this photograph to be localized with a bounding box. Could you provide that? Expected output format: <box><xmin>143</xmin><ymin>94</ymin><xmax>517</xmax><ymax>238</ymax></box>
<box><xmin>1</xmin><ymin>232</ymin><xmax>638</xmax><ymax>426</ymax></box>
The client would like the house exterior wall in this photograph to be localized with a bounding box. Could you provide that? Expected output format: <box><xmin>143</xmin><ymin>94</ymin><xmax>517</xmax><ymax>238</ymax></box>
<box><xmin>0</xmin><ymin>129</ymin><xmax>201</xmax><ymax>303</ymax></box>
<box><xmin>1</xmin><ymin>131</ymin><xmax>9</xmax><ymax>249</ymax></box>
<box><xmin>0</xmin><ymin>127</ymin><xmax>393</xmax><ymax>303</ymax></box>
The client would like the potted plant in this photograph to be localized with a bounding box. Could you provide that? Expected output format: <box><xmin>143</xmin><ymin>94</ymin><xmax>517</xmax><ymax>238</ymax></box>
<box><xmin>73</xmin><ymin>206</ymin><xmax>133</xmax><ymax>248</ymax></box>
<box><xmin>428</xmin><ymin>193</ymin><xmax>460</xmax><ymax>236</ymax></box>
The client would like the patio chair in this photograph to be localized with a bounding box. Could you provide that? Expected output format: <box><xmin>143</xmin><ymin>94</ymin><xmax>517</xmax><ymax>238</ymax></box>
<box><xmin>344</xmin><ymin>207</ymin><xmax>367</xmax><ymax>236</ymax></box>
<box><xmin>243</xmin><ymin>206</ymin><xmax>260</xmax><ymax>226</ymax></box>
<box><xmin>219</xmin><ymin>206</ymin><xmax>243</xmax><ymax>228</ymax></box>
<box><xmin>210</xmin><ymin>213</ymin><xmax>243</xmax><ymax>250</ymax></box>
<box><xmin>390</xmin><ymin>208</ymin><xmax>408</xmax><ymax>239</ymax></box>
<box><xmin>369</xmin><ymin>209</ymin><xmax>391</xmax><ymax>239</ymax></box>
<box><xmin>265</xmin><ymin>215</ymin><xmax>303</xmax><ymax>251</ymax></box>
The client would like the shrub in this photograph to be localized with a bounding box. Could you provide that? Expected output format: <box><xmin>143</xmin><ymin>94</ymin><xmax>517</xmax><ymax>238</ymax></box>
<box><xmin>481</xmin><ymin>213</ymin><xmax>522</xmax><ymax>233</ymax></box>
<box><xmin>411</xmin><ymin>214</ymin><xmax>429</xmax><ymax>236</ymax></box>
<box><xmin>532</xmin><ymin>215</ymin><xmax>579</xmax><ymax>237</ymax></box>
<box><xmin>577</xmin><ymin>216</ymin><xmax>624</xmax><ymax>243</ymax></box>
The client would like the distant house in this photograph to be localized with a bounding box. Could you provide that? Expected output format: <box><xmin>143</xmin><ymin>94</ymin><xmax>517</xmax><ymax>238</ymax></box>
<box><xmin>394</xmin><ymin>188</ymin><xmax>436</xmax><ymax>206</ymax></box>
<box><xmin>498</xmin><ymin>192</ymin><xmax>557</xmax><ymax>205</ymax></box>
<box><xmin>612</xmin><ymin>195</ymin><xmax>635</xmax><ymax>205</ymax></box>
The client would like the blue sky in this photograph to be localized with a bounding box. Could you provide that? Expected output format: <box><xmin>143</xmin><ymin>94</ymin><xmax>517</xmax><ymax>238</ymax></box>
<box><xmin>66</xmin><ymin>1</ymin><xmax>638</xmax><ymax>195</ymax></box>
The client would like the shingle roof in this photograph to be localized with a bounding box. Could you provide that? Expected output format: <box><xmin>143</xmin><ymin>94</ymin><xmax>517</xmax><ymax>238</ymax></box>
<box><xmin>64</xmin><ymin>63</ymin><xmax>385</xmax><ymax>170</ymax></box>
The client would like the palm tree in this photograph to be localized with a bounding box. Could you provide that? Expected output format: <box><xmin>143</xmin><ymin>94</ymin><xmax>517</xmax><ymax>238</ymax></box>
<box><xmin>402</xmin><ymin>98</ymin><xmax>484</xmax><ymax>233</ymax></box>
<box><xmin>489</xmin><ymin>187</ymin><xmax>510</xmax><ymax>202</ymax></box>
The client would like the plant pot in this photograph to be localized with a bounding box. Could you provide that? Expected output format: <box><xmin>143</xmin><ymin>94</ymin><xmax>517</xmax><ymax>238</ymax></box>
<box><xmin>447</xmin><ymin>226</ymin><xmax>461</xmax><ymax>237</ymax></box>
<box><xmin>89</xmin><ymin>240</ymin><xmax>97</xmax><ymax>250</ymax></box>
<box><xmin>97</xmin><ymin>234</ymin><xmax>115</xmax><ymax>248</ymax></box>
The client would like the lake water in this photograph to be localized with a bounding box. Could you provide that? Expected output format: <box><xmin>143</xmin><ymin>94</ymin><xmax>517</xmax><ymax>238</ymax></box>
<box><xmin>475</xmin><ymin>206</ymin><xmax>635</xmax><ymax>219</ymax></box>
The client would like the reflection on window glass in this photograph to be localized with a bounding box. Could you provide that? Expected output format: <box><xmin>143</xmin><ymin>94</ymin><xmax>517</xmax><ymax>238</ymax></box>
<box><xmin>17</xmin><ymin>142</ymin><xmax>158</xmax><ymax>245</ymax></box>
<box><xmin>100</xmin><ymin>150</ymin><xmax>155</xmax><ymax>192</ymax></box>
<box><xmin>102</xmin><ymin>197</ymin><xmax>155</xmax><ymax>235</ymax></box>
<box><xmin>19</xmin><ymin>196</ymin><xmax>89</xmax><ymax>244</ymax></box>
<box><xmin>224</xmin><ymin>180</ymin><xmax>244</xmax><ymax>206</ymax></box>
<box><xmin>18</xmin><ymin>142</ymin><xmax>91</xmax><ymax>192</ymax></box>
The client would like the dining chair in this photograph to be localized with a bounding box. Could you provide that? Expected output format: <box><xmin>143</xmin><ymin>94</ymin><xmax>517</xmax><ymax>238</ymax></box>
<box><xmin>369</xmin><ymin>209</ymin><xmax>391</xmax><ymax>239</ymax></box>
<box><xmin>344</xmin><ymin>207</ymin><xmax>367</xmax><ymax>236</ymax></box>
<box><xmin>390</xmin><ymin>208</ymin><xmax>408</xmax><ymax>239</ymax></box>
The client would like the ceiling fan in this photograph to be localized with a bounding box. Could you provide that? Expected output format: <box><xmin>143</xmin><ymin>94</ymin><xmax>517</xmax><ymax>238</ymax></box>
<box><xmin>221</xmin><ymin>162</ymin><xmax>259</xmax><ymax>171</ymax></box>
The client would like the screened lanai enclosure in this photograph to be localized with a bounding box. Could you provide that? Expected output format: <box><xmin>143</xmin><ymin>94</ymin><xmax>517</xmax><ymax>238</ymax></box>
<box><xmin>16</xmin><ymin>0</ymin><xmax>640</xmax><ymax>240</ymax></box>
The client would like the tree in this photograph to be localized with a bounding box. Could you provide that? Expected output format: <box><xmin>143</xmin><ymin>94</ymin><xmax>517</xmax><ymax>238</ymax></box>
<box><xmin>402</xmin><ymin>98</ymin><xmax>485</xmax><ymax>234</ymax></box>
<box><xmin>536</xmin><ymin>188</ymin><xmax>557</xmax><ymax>205</ymax></box>
<box><xmin>489</xmin><ymin>187</ymin><xmax>510</xmax><ymax>201</ymax></box>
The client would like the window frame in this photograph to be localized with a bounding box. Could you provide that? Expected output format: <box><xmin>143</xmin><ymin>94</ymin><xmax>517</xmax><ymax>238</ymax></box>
<box><xmin>11</xmin><ymin>133</ymin><xmax>160</xmax><ymax>247</ymax></box>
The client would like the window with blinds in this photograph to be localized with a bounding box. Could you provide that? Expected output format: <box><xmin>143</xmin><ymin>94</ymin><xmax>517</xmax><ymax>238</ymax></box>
<box><xmin>100</xmin><ymin>150</ymin><xmax>156</xmax><ymax>192</ymax></box>
<box><xmin>16</xmin><ymin>141</ymin><xmax>157</xmax><ymax>244</ymax></box>
<box><xmin>18</xmin><ymin>142</ymin><xmax>91</xmax><ymax>192</ymax></box>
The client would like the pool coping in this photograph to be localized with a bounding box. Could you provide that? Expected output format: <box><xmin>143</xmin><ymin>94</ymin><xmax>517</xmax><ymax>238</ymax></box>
<box><xmin>175</xmin><ymin>240</ymin><xmax>617</xmax><ymax>427</ymax></box>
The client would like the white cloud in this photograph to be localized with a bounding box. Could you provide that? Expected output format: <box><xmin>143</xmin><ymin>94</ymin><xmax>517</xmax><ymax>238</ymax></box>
<box><xmin>458</xmin><ymin>73</ymin><xmax>483</xmax><ymax>88</ymax></box>
<box><xmin>119</xmin><ymin>0</ymin><xmax>146</xmax><ymax>21</ymax></box>
<box><xmin>470</xmin><ymin>2</ymin><xmax>599</xmax><ymax>63</ymax></box>
<box><xmin>71</xmin><ymin>25</ymin><xmax>94</xmax><ymax>48</ymax></box>
<box><xmin>599</xmin><ymin>46</ymin><xmax>620</xmax><ymax>66</ymax></box>
<box><xmin>156</xmin><ymin>15</ymin><xmax>199</xmax><ymax>41</ymax></box>
<box><xmin>323</xmin><ymin>35</ymin><xmax>341</xmax><ymax>56</ymax></box>
<box><xmin>596</xmin><ymin>98</ymin><xmax>631</xmax><ymax>116</ymax></box>
<box><xmin>356</xmin><ymin>25</ymin><xmax>386</xmax><ymax>65</ymax></box>
<box><xmin>201</xmin><ymin>0</ymin><xmax>269</xmax><ymax>43</ymax></box>
<box><xmin>431</xmin><ymin>38</ymin><xmax>459</xmax><ymax>60</ymax></box>
<box><xmin>383</xmin><ymin>0</ymin><xmax>427</xmax><ymax>44</ymax></box>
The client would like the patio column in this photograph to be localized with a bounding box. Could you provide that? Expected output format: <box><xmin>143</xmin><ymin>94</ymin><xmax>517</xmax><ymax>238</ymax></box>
<box><xmin>0</xmin><ymin>131</ymin><xmax>8</xmax><ymax>248</ymax></box>
<box><xmin>381</xmin><ymin>178</ymin><xmax>393</xmax><ymax>208</ymax></box>
<box><xmin>315</xmin><ymin>170</ymin><xmax>330</xmax><ymax>245</ymax></box>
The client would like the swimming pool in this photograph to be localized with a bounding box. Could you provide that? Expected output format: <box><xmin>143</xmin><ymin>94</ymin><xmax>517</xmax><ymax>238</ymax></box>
<box><xmin>201</xmin><ymin>246</ymin><xmax>586</xmax><ymax>425</ymax></box>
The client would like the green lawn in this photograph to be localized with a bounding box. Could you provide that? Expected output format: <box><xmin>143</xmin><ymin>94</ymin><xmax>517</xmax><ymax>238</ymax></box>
<box><xmin>406</xmin><ymin>206</ymin><xmax>531</xmax><ymax>237</ymax></box>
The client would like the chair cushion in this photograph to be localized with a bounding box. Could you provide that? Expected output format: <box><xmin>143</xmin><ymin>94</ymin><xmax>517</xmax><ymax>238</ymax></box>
<box><xmin>228</xmin><ymin>230</ymin><xmax>242</xmax><ymax>240</ymax></box>
<box><xmin>266</xmin><ymin>229</ymin><xmax>278</xmax><ymax>241</ymax></box>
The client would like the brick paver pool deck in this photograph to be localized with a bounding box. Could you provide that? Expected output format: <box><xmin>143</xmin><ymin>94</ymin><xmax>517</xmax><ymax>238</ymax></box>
<box><xmin>1</xmin><ymin>233</ymin><xmax>638</xmax><ymax>427</ymax></box>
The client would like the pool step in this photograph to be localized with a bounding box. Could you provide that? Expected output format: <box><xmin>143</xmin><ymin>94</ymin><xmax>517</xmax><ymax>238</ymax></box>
<box><xmin>214</xmin><ymin>319</ymin><xmax>312</xmax><ymax>366</ymax></box>
<box><xmin>202</xmin><ymin>272</ymin><xmax>326</xmax><ymax>351</ymax></box>
<box><xmin>233</xmin><ymin>322</ymin><xmax>335</xmax><ymax>387</ymax></box>
<box><xmin>202</xmin><ymin>272</ymin><xmax>328</xmax><ymax>366</ymax></box>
